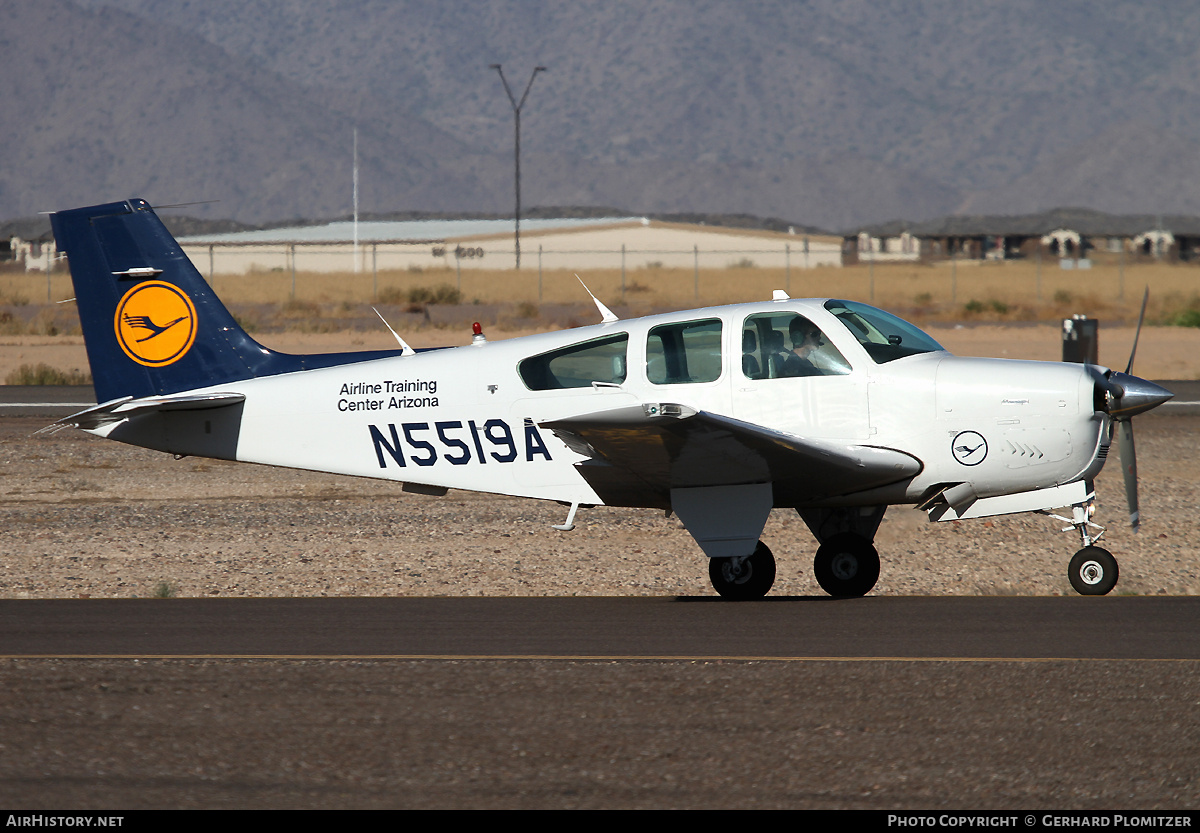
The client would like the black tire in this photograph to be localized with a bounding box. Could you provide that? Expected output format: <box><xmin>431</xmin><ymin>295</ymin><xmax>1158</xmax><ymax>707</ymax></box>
<box><xmin>709</xmin><ymin>541</ymin><xmax>776</xmax><ymax>600</ymax></box>
<box><xmin>813</xmin><ymin>533</ymin><xmax>880</xmax><ymax>597</ymax></box>
<box><xmin>1068</xmin><ymin>546</ymin><xmax>1119</xmax><ymax>595</ymax></box>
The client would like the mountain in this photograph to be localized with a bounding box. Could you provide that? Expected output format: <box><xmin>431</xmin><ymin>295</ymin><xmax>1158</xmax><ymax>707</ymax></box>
<box><xmin>5</xmin><ymin>0</ymin><xmax>1200</xmax><ymax>229</ymax></box>
<box><xmin>0</xmin><ymin>0</ymin><xmax>497</xmax><ymax>222</ymax></box>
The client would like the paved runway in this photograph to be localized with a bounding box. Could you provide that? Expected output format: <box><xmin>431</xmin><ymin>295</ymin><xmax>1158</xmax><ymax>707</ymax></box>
<box><xmin>0</xmin><ymin>384</ymin><xmax>94</xmax><ymax>418</ymax></box>
<box><xmin>3</xmin><ymin>595</ymin><xmax>1197</xmax><ymax>659</ymax></box>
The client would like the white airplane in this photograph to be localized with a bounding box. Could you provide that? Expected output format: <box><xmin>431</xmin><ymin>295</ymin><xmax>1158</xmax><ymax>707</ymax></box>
<box><xmin>47</xmin><ymin>198</ymin><xmax>1173</xmax><ymax>598</ymax></box>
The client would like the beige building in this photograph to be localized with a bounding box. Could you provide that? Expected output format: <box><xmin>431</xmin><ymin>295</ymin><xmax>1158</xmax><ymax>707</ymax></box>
<box><xmin>179</xmin><ymin>218</ymin><xmax>842</xmax><ymax>276</ymax></box>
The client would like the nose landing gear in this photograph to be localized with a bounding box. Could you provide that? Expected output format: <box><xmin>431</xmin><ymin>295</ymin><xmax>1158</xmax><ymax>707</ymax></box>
<box><xmin>1047</xmin><ymin>498</ymin><xmax>1119</xmax><ymax>596</ymax></box>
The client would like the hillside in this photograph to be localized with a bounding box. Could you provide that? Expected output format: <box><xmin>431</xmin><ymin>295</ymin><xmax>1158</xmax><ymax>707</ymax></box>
<box><xmin>6</xmin><ymin>0</ymin><xmax>1200</xmax><ymax>229</ymax></box>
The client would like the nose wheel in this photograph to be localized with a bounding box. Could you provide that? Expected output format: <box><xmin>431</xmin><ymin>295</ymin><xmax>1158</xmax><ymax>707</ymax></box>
<box><xmin>709</xmin><ymin>541</ymin><xmax>776</xmax><ymax>600</ymax></box>
<box><xmin>1068</xmin><ymin>546</ymin><xmax>1119</xmax><ymax>595</ymax></box>
<box><xmin>813</xmin><ymin>533</ymin><xmax>880</xmax><ymax>597</ymax></box>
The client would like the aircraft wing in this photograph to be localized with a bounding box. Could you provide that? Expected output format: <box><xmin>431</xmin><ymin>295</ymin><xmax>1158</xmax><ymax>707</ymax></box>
<box><xmin>542</xmin><ymin>403</ymin><xmax>921</xmax><ymax>508</ymax></box>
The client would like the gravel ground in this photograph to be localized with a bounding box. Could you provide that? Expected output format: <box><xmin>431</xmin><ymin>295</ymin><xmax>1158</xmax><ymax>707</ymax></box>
<box><xmin>0</xmin><ymin>411</ymin><xmax>1196</xmax><ymax>600</ymax></box>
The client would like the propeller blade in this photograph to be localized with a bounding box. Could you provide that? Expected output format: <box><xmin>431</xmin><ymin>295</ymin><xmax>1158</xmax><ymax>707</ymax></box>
<box><xmin>1125</xmin><ymin>286</ymin><xmax>1149</xmax><ymax>375</ymax></box>
<box><xmin>1116</xmin><ymin>419</ymin><xmax>1139</xmax><ymax>530</ymax></box>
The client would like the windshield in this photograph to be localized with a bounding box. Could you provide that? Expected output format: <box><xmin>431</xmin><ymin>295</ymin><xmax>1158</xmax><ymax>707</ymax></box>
<box><xmin>824</xmin><ymin>300</ymin><xmax>944</xmax><ymax>364</ymax></box>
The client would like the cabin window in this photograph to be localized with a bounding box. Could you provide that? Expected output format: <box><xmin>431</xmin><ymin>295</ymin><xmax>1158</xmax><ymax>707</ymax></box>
<box><xmin>824</xmin><ymin>299</ymin><xmax>943</xmax><ymax>363</ymax></box>
<box><xmin>518</xmin><ymin>333</ymin><xmax>629</xmax><ymax>390</ymax></box>
<box><xmin>740</xmin><ymin>312</ymin><xmax>851</xmax><ymax>379</ymax></box>
<box><xmin>646</xmin><ymin>318</ymin><xmax>722</xmax><ymax>385</ymax></box>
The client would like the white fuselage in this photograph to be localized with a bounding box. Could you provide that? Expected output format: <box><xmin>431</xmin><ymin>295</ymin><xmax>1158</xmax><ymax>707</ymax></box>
<box><xmin>93</xmin><ymin>299</ymin><xmax>1108</xmax><ymax>509</ymax></box>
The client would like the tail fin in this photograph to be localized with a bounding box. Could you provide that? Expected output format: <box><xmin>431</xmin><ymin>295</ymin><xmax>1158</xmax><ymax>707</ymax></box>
<box><xmin>51</xmin><ymin>198</ymin><xmax>402</xmax><ymax>403</ymax></box>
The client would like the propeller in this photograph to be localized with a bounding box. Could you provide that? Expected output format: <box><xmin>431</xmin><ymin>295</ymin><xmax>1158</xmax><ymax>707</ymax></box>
<box><xmin>1089</xmin><ymin>288</ymin><xmax>1173</xmax><ymax>530</ymax></box>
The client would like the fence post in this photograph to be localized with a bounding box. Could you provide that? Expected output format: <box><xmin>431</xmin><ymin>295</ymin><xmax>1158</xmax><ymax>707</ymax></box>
<box><xmin>1118</xmin><ymin>243</ymin><xmax>1124</xmax><ymax>303</ymax></box>
<box><xmin>621</xmin><ymin>244</ymin><xmax>626</xmax><ymax>300</ymax></box>
<box><xmin>1036</xmin><ymin>244</ymin><xmax>1043</xmax><ymax>303</ymax></box>
<box><xmin>693</xmin><ymin>245</ymin><xmax>699</xmax><ymax>300</ymax></box>
<box><xmin>951</xmin><ymin>245</ymin><xmax>957</xmax><ymax>303</ymax></box>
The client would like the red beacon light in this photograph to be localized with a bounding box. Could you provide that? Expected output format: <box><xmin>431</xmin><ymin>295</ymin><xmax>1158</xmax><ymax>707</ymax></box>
<box><xmin>472</xmin><ymin>321</ymin><xmax>487</xmax><ymax>345</ymax></box>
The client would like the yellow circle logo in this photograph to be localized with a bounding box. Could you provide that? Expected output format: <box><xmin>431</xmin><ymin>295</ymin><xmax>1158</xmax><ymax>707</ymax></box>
<box><xmin>114</xmin><ymin>281</ymin><xmax>197</xmax><ymax>367</ymax></box>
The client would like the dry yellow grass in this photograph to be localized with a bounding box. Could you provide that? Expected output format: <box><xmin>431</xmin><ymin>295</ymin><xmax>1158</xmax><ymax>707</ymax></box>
<box><xmin>4</xmin><ymin>258</ymin><xmax>1200</xmax><ymax>324</ymax></box>
<box><xmin>842</xmin><ymin>258</ymin><xmax>1200</xmax><ymax>321</ymax></box>
<box><xmin>213</xmin><ymin>260</ymin><xmax>1200</xmax><ymax>322</ymax></box>
<box><xmin>0</xmin><ymin>270</ymin><xmax>72</xmax><ymax>306</ymax></box>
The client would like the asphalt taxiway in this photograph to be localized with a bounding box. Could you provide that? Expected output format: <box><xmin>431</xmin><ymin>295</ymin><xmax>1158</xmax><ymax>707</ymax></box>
<box><xmin>2</xmin><ymin>596</ymin><xmax>1198</xmax><ymax>660</ymax></box>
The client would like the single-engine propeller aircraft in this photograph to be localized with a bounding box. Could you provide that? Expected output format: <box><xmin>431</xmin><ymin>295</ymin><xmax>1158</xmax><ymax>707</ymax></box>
<box><xmin>48</xmin><ymin>199</ymin><xmax>1174</xmax><ymax>598</ymax></box>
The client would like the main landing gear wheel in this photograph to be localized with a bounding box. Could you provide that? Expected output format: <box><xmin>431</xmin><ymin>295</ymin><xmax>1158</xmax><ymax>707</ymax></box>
<box><xmin>709</xmin><ymin>541</ymin><xmax>776</xmax><ymax>600</ymax></box>
<box><xmin>1068</xmin><ymin>546</ymin><xmax>1119</xmax><ymax>596</ymax></box>
<box><xmin>813</xmin><ymin>533</ymin><xmax>880</xmax><ymax>598</ymax></box>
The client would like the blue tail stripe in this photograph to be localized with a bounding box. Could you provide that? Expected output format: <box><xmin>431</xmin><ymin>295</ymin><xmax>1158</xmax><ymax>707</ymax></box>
<box><xmin>51</xmin><ymin>198</ymin><xmax>405</xmax><ymax>403</ymax></box>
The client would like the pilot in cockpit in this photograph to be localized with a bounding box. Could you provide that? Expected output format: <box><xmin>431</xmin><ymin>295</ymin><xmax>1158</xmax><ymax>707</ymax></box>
<box><xmin>783</xmin><ymin>318</ymin><xmax>824</xmax><ymax>377</ymax></box>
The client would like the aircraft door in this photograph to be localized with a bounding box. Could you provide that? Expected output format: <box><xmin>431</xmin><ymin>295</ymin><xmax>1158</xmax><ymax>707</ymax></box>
<box><xmin>733</xmin><ymin>311</ymin><xmax>871</xmax><ymax>440</ymax></box>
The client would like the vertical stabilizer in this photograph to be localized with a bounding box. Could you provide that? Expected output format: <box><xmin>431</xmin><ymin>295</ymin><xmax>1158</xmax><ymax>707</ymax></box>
<box><xmin>51</xmin><ymin>198</ymin><xmax>402</xmax><ymax>403</ymax></box>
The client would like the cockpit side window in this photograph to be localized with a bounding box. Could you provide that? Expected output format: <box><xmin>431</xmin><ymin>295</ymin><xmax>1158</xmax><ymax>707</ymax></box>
<box><xmin>824</xmin><ymin>299</ymin><xmax>943</xmax><ymax>363</ymax></box>
<box><xmin>647</xmin><ymin>318</ymin><xmax>722</xmax><ymax>385</ymax></box>
<box><xmin>742</xmin><ymin>312</ymin><xmax>851</xmax><ymax>378</ymax></box>
<box><xmin>518</xmin><ymin>332</ymin><xmax>629</xmax><ymax>390</ymax></box>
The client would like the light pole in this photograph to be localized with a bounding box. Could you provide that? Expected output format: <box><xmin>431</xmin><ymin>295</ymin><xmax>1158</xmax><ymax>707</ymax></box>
<box><xmin>491</xmin><ymin>64</ymin><xmax>546</xmax><ymax>270</ymax></box>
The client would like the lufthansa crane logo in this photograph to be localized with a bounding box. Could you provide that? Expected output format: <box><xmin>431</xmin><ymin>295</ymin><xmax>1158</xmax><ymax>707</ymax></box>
<box><xmin>114</xmin><ymin>281</ymin><xmax>197</xmax><ymax>367</ymax></box>
<box><xmin>951</xmin><ymin>430</ymin><xmax>988</xmax><ymax>466</ymax></box>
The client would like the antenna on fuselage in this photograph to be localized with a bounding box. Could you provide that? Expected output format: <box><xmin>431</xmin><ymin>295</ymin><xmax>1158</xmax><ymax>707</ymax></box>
<box><xmin>371</xmin><ymin>307</ymin><xmax>416</xmax><ymax>356</ymax></box>
<box><xmin>575</xmin><ymin>274</ymin><xmax>619</xmax><ymax>323</ymax></box>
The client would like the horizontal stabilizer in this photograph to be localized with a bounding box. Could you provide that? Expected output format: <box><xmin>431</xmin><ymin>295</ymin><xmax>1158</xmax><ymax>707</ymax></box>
<box><xmin>41</xmin><ymin>392</ymin><xmax>246</xmax><ymax>433</ymax></box>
